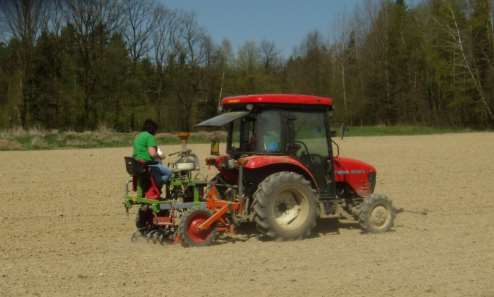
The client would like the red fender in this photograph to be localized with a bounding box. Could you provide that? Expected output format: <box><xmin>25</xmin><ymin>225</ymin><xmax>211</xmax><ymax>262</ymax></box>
<box><xmin>240</xmin><ymin>155</ymin><xmax>318</xmax><ymax>189</ymax></box>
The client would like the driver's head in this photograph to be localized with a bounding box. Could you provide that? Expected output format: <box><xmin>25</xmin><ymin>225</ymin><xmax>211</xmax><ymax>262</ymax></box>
<box><xmin>142</xmin><ymin>119</ymin><xmax>158</xmax><ymax>135</ymax></box>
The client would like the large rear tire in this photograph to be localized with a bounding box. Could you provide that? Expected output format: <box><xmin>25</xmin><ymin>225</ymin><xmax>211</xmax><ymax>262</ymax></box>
<box><xmin>178</xmin><ymin>209</ymin><xmax>217</xmax><ymax>247</ymax></box>
<box><xmin>253</xmin><ymin>171</ymin><xmax>318</xmax><ymax>240</ymax></box>
<box><xmin>358</xmin><ymin>194</ymin><xmax>395</xmax><ymax>233</ymax></box>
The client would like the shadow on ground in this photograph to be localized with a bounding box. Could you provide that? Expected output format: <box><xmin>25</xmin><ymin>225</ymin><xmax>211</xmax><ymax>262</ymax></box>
<box><xmin>129</xmin><ymin>218</ymin><xmax>367</xmax><ymax>247</ymax></box>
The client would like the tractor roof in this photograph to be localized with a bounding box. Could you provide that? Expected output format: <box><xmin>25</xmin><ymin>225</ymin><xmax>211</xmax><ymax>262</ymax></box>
<box><xmin>222</xmin><ymin>94</ymin><xmax>333</xmax><ymax>107</ymax></box>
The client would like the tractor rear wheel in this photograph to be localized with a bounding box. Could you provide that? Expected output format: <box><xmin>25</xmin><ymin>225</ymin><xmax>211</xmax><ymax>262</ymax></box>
<box><xmin>253</xmin><ymin>171</ymin><xmax>318</xmax><ymax>240</ymax></box>
<box><xmin>178</xmin><ymin>209</ymin><xmax>217</xmax><ymax>247</ymax></box>
<box><xmin>358</xmin><ymin>194</ymin><xmax>395</xmax><ymax>233</ymax></box>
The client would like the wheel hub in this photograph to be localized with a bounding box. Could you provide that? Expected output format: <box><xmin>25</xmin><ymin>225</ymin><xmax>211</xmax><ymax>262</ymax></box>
<box><xmin>369</xmin><ymin>205</ymin><xmax>390</xmax><ymax>228</ymax></box>
<box><xmin>273</xmin><ymin>190</ymin><xmax>306</xmax><ymax>228</ymax></box>
<box><xmin>187</xmin><ymin>216</ymin><xmax>211</xmax><ymax>243</ymax></box>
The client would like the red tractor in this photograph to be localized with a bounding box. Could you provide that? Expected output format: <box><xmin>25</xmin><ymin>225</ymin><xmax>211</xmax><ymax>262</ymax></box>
<box><xmin>177</xmin><ymin>94</ymin><xmax>395</xmax><ymax>246</ymax></box>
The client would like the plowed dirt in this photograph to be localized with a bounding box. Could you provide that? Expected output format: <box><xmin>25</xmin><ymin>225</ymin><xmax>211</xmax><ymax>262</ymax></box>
<box><xmin>1</xmin><ymin>133</ymin><xmax>493</xmax><ymax>297</ymax></box>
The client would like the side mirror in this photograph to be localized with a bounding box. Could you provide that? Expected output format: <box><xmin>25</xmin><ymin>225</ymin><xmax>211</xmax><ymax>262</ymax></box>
<box><xmin>210</xmin><ymin>141</ymin><xmax>220</xmax><ymax>156</ymax></box>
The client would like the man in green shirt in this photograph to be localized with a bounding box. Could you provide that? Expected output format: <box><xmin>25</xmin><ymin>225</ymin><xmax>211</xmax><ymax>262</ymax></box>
<box><xmin>132</xmin><ymin>119</ymin><xmax>172</xmax><ymax>187</ymax></box>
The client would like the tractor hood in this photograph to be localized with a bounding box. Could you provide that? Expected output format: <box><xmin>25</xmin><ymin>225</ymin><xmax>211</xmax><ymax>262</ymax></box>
<box><xmin>196</xmin><ymin>111</ymin><xmax>250</xmax><ymax>128</ymax></box>
<box><xmin>334</xmin><ymin>156</ymin><xmax>376</xmax><ymax>174</ymax></box>
<box><xmin>334</xmin><ymin>156</ymin><xmax>377</xmax><ymax>197</ymax></box>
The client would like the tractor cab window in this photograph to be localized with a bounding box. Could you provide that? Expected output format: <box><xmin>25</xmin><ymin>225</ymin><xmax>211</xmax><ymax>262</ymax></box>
<box><xmin>256</xmin><ymin>111</ymin><xmax>282</xmax><ymax>153</ymax></box>
<box><xmin>230</xmin><ymin>120</ymin><xmax>240</xmax><ymax>151</ymax></box>
<box><xmin>228</xmin><ymin>116</ymin><xmax>255</xmax><ymax>155</ymax></box>
<box><xmin>285</xmin><ymin>111</ymin><xmax>330</xmax><ymax>187</ymax></box>
<box><xmin>287</xmin><ymin>111</ymin><xmax>329</xmax><ymax>158</ymax></box>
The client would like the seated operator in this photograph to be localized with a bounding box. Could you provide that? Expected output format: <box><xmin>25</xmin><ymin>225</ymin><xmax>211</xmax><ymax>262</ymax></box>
<box><xmin>262</xmin><ymin>128</ymin><xmax>281</xmax><ymax>153</ymax></box>
<box><xmin>132</xmin><ymin>119</ymin><xmax>172</xmax><ymax>187</ymax></box>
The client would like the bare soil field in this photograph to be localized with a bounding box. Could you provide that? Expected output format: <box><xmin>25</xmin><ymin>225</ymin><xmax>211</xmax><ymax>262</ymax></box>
<box><xmin>1</xmin><ymin>133</ymin><xmax>493</xmax><ymax>297</ymax></box>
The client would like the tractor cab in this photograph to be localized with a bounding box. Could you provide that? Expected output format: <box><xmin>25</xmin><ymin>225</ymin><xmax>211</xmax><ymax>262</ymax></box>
<box><xmin>197</xmin><ymin>94</ymin><xmax>336</xmax><ymax>197</ymax></box>
<box><xmin>194</xmin><ymin>95</ymin><xmax>393</xmax><ymax>243</ymax></box>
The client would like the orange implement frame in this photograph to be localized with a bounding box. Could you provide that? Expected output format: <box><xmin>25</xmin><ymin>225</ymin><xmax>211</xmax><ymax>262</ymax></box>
<box><xmin>198</xmin><ymin>185</ymin><xmax>243</xmax><ymax>232</ymax></box>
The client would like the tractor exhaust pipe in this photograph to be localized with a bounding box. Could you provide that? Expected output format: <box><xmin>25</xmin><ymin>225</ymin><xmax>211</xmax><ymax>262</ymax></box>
<box><xmin>234</xmin><ymin>164</ymin><xmax>250</xmax><ymax>224</ymax></box>
<box><xmin>238</xmin><ymin>165</ymin><xmax>244</xmax><ymax>199</ymax></box>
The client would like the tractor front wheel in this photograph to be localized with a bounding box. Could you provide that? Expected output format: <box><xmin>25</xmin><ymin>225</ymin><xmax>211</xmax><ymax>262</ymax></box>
<box><xmin>253</xmin><ymin>171</ymin><xmax>318</xmax><ymax>240</ymax></box>
<box><xmin>358</xmin><ymin>194</ymin><xmax>395</xmax><ymax>233</ymax></box>
<box><xmin>178</xmin><ymin>209</ymin><xmax>217</xmax><ymax>247</ymax></box>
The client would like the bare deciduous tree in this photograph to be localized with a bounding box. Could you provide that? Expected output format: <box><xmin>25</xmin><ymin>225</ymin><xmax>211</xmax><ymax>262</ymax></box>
<box><xmin>1</xmin><ymin>0</ymin><xmax>45</xmax><ymax>43</ymax></box>
<box><xmin>41</xmin><ymin>0</ymin><xmax>66</xmax><ymax>35</ymax></box>
<box><xmin>173</xmin><ymin>11</ymin><xmax>208</xmax><ymax>66</ymax></box>
<box><xmin>259</xmin><ymin>40</ymin><xmax>281</xmax><ymax>72</ymax></box>
<box><xmin>171</xmin><ymin>11</ymin><xmax>209</xmax><ymax>131</ymax></box>
<box><xmin>0</xmin><ymin>0</ymin><xmax>48</xmax><ymax>127</ymax></box>
<box><xmin>64</xmin><ymin>0</ymin><xmax>125</xmax><ymax>129</ymax></box>
<box><xmin>64</xmin><ymin>0</ymin><xmax>124</xmax><ymax>37</ymax></box>
<box><xmin>151</xmin><ymin>5</ymin><xmax>177</xmax><ymax>126</ymax></box>
<box><xmin>237</xmin><ymin>41</ymin><xmax>260</xmax><ymax>73</ymax></box>
<box><xmin>121</xmin><ymin>0</ymin><xmax>159</xmax><ymax>62</ymax></box>
<box><xmin>433</xmin><ymin>2</ymin><xmax>494</xmax><ymax>120</ymax></box>
<box><xmin>153</xmin><ymin>6</ymin><xmax>177</xmax><ymax>71</ymax></box>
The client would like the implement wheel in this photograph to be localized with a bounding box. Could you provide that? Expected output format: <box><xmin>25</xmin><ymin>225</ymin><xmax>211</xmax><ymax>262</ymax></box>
<box><xmin>253</xmin><ymin>171</ymin><xmax>318</xmax><ymax>240</ymax></box>
<box><xmin>178</xmin><ymin>209</ymin><xmax>217</xmax><ymax>247</ymax></box>
<box><xmin>359</xmin><ymin>194</ymin><xmax>395</xmax><ymax>233</ymax></box>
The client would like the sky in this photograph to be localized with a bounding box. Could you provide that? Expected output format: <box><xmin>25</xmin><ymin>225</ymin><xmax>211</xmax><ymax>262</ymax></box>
<box><xmin>162</xmin><ymin>0</ymin><xmax>362</xmax><ymax>56</ymax></box>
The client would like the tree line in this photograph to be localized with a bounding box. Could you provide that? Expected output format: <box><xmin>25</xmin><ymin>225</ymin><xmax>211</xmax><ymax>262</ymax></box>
<box><xmin>0</xmin><ymin>0</ymin><xmax>493</xmax><ymax>132</ymax></box>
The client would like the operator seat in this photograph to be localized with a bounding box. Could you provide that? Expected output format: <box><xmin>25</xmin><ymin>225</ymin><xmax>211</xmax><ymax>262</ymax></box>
<box><xmin>124</xmin><ymin>157</ymin><xmax>161</xmax><ymax>200</ymax></box>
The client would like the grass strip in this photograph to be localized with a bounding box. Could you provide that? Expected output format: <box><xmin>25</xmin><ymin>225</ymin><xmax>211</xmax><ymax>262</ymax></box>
<box><xmin>0</xmin><ymin>126</ymin><xmax>477</xmax><ymax>151</ymax></box>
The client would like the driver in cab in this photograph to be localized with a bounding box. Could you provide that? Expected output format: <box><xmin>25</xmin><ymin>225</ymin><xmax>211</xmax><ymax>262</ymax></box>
<box><xmin>262</xmin><ymin>128</ymin><xmax>281</xmax><ymax>153</ymax></box>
